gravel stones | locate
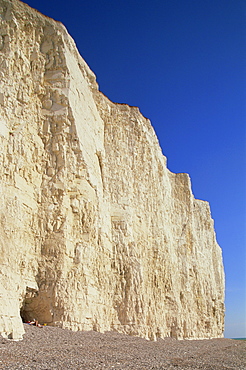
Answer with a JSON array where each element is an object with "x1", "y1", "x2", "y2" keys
[{"x1": 0, "y1": 325, "x2": 245, "y2": 369}]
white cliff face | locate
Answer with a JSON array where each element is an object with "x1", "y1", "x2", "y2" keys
[{"x1": 0, "y1": 0, "x2": 225, "y2": 340}]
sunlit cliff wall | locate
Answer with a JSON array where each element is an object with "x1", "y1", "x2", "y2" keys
[{"x1": 0, "y1": 0, "x2": 224, "y2": 340}]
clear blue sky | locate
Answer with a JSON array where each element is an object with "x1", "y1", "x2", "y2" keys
[{"x1": 23, "y1": 0, "x2": 246, "y2": 338}]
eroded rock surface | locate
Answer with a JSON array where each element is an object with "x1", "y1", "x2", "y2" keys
[{"x1": 0, "y1": 0, "x2": 225, "y2": 340}]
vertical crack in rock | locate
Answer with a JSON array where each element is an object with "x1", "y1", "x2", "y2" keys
[{"x1": 0, "y1": 0, "x2": 225, "y2": 340}]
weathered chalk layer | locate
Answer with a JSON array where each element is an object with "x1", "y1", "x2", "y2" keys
[{"x1": 0, "y1": 0, "x2": 224, "y2": 340}]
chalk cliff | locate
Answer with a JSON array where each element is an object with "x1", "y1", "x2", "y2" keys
[{"x1": 0, "y1": 0, "x2": 225, "y2": 340}]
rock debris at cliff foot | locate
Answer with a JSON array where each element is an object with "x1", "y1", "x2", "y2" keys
[
  {"x1": 0, "y1": 0, "x2": 225, "y2": 340},
  {"x1": 1, "y1": 325, "x2": 245, "y2": 370}
]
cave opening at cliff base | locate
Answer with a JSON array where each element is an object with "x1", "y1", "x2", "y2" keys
[{"x1": 20, "y1": 286, "x2": 50, "y2": 325}]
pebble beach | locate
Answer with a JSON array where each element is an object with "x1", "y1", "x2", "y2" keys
[{"x1": 0, "y1": 324, "x2": 245, "y2": 369}]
